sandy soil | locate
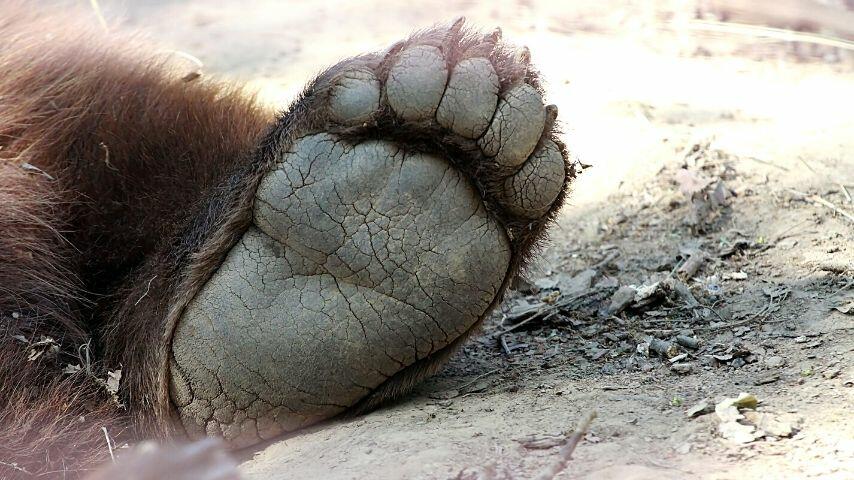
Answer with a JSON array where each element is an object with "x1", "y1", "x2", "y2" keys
[{"x1": 98, "y1": 1, "x2": 854, "y2": 478}]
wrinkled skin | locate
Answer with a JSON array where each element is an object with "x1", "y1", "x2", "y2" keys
[{"x1": 168, "y1": 21, "x2": 571, "y2": 447}]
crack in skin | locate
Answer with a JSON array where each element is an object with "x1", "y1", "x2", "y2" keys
[
  {"x1": 168, "y1": 23, "x2": 570, "y2": 448},
  {"x1": 172, "y1": 140, "x2": 510, "y2": 447}
]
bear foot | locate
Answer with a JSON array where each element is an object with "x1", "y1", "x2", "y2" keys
[{"x1": 168, "y1": 19, "x2": 572, "y2": 447}]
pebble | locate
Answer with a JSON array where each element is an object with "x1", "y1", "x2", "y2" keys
[
  {"x1": 765, "y1": 356, "x2": 786, "y2": 368},
  {"x1": 671, "y1": 363, "x2": 693, "y2": 374}
]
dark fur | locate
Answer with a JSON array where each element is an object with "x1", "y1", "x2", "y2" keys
[
  {"x1": 0, "y1": 5, "x2": 270, "y2": 477},
  {"x1": 0, "y1": 6, "x2": 574, "y2": 478}
]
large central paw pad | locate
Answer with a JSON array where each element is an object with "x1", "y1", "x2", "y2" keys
[{"x1": 169, "y1": 20, "x2": 572, "y2": 447}]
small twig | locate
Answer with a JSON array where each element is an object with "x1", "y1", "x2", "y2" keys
[
  {"x1": 698, "y1": 293, "x2": 782, "y2": 331},
  {"x1": 89, "y1": 0, "x2": 109, "y2": 32},
  {"x1": 693, "y1": 316, "x2": 757, "y2": 332},
  {"x1": 679, "y1": 19, "x2": 854, "y2": 51},
  {"x1": 677, "y1": 253, "x2": 705, "y2": 280},
  {"x1": 788, "y1": 189, "x2": 854, "y2": 225},
  {"x1": 100, "y1": 142, "x2": 117, "y2": 171},
  {"x1": 591, "y1": 251, "x2": 620, "y2": 271},
  {"x1": 829, "y1": 279, "x2": 854, "y2": 299},
  {"x1": 135, "y1": 276, "x2": 157, "y2": 306},
  {"x1": 810, "y1": 195, "x2": 854, "y2": 224},
  {"x1": 500, "y1": 334, "x2": 513, "y2": 355},
  {"x1": 497, "y1": 314, "x2": 538, "y2": 335},
  {"x1": 497, "y1": 311, "x2": 555, "y2": 335},
  {"x1": 0, "y1": 460, "x2": 31, "y2": 475},
  {"x1": 533, "y1": 411, "x2": 597, "y2": 480},
  {"x1": 20, "y1": 162, "x2": 55, "y2": 180},
  {"x1": 706, "y1": 298, "x2": 729, "y2": 319},
  {"x1": 744, "y1": 156, "x2": 789, "y2": 172},
  {"x1": 797, "y1": 156, "x2": 816, "y2": 174},
  {"x1": 840, "y1": 184, "x2": 852, "y2": 205},
  {"x1": 771, "y1": 219, "x2": 811, "y2": 243},
  {"x1": 161, "y1": 50, "x2": 205, "y2": 81},
  {"x1": 455, "y1": 368, "x2": 501, "y2": 393},
  {"x1": 102, "y1": 427, "x2": 116, "y2": 464}
]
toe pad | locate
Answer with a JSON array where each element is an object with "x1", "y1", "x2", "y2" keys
[
  {"x1": 329, "y1": 68, "x2": 381, "y2": 125},
  {"x1": 478, "y1": 83, "x2": 546, "y2": 168},
  {"x1": 386, "y1": 45, "x2": 448, "y2": 121},
  {"x1": 498, "y1": 140, "x2": 566, "y2": 218},
  {"x1": 436, "y1": 57, "x2": 499, "y2": 138}
]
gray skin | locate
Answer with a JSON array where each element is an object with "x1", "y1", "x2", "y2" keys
[{"x1": 168, "y1": 21, "x2": 569, "y2": 447}]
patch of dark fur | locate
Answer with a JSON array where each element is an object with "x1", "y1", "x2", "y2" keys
[
  {"x1": 0, "y1": 338, "x2": 128, "y2": 479},
  {"x1": 0, "y1": 3, "x2": 271, "y2": 475}
]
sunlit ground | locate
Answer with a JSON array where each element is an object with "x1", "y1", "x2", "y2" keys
[
  {"x1": 102, "y1": 0, "x2": 854, "y2": 205},
  {"x1": 94, "y1": 1, "x2": 854, "y2": 477}
]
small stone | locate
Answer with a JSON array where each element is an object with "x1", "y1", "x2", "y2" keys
[
  {"x1": 718, "y1": 420, "x2": 759, "y2": 444},
  {"x1": 606, "y1": 286, "x2": 637, "y2": 315},
  {"x1": 561, "y1": 269, "x2": 598, "y2": 295},
  {"x1": 428, "y1": 389, "x2": 460, "y2": 400},
  {"x1": 724, "y1": 271, "x2": 748, "y2": 280},
  {"x1": 764, "y1": 356, "x2": 786, "y2": 368},
  {"x1": 671, "y1": 363, "x2": 693, "y2": 374},
  {"x1": 742, "y1": 411, "x2": 797, "y2": 438},
  {"x1": 754, "y1": 374, "x2": 779, "y2": 385},
  {"x1": 833, "y1": 301, "x2": 853, "y2": 314}
]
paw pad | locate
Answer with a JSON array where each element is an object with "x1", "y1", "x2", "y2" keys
[
  {"x1": 323, "y1": 20, "x2": 569, "y2": 221},
  {"x1": 436, "y1": 57, "x2": 499, "y2": 138},
  {"x1": 169, "y1": 19, "x2": 573, "y2": 447},
  {"x1": 386, "y1": 45, "x2": 448, "y2": 121},
  {"x1": 478, "y1": 83, "x2": 546, "y2": 169},
  {"x1": 329, "y1": 68, "x2": 381, "y2": 125}
]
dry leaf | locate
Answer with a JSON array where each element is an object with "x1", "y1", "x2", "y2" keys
[
  {"x1": 105, "y1": 369, "x2": 122, "y2": 395},
  {"x1": 686, "y1": 400, "x2": 712, "y2": 418},
  {"x1": 675, "y1": 168, "x2": 712, "y2": 197}
]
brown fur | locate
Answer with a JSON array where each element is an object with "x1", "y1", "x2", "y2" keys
[
  {"x1": 0, "y1": 340, "x2": 128, "y2": 477},
  {"x1": 0, "y1": 4, "x2": 271, "y2": 477}
]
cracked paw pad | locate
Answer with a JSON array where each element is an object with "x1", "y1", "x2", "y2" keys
[{"x1": 169, "y1": 20, "x2": 571, "y2": 447}]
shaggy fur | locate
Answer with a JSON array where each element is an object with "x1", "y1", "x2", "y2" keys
[{"x1": 0, "y1": 5, "x2": 271, "y2": 477}]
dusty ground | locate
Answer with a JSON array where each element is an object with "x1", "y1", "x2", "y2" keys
[{"x1": 100, "y1": 1, "x2": 854, "y2": 478}]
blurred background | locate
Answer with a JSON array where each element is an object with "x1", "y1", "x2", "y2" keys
[{"x1": 88, "y1": 0, "x2": 854, "y2": 211}]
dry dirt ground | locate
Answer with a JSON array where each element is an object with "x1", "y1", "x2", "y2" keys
[{"x1": 99, "y1": 1, "x2": 854, "y2": 478}]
